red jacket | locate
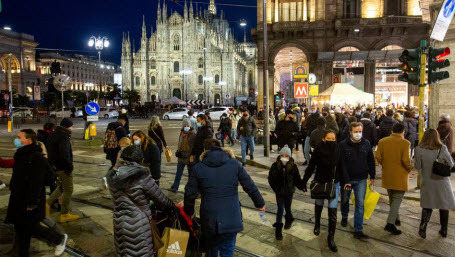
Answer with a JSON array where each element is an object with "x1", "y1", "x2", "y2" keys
[{"x1": 0, "y1": 157, "x2": 14, "y2": 168}]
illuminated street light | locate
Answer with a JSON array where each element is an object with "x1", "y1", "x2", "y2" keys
[
  {"x1": 88, "y1": 36, "x2": 109, "y2": 93},
  {"x1": 240, "y1": 19, "x2": 247, "y2": 27},
  {"x1": 3, "y1": 26, "x2": 12, "y2": 31}
]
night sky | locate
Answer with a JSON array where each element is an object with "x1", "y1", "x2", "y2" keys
[{"x1": 0, "y1": 0, "x2": 257, "y2": 64}]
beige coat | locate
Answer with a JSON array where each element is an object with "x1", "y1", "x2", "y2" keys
[{"x1": 375, "y1": 133, "x2": 413, "y2": 191}]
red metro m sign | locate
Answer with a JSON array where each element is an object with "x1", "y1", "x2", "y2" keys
[{"x1": 294, "y1": 82, "x2": 309, "y2": 98}]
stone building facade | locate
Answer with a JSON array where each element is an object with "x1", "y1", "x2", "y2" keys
[
  {"x1": 0, "y1": 28, "x2": 38, "y2": 96},
  {"x1": 253, "y1": 0, "x2": 430, "y2": 107},
  {"x1": 121, "y1": 0, "x2": 257, "y2": 105}
]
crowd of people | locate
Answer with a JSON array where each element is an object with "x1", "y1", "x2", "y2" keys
[{"x1": 2, "y1": 101, "x2": 455, "y2": 256}]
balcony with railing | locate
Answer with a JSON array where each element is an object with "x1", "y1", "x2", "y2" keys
[{"x1": 335, "y1": 16, "x2": 426, "y2": 28}]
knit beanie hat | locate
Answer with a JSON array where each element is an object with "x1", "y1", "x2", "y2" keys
[
  {"x1": 279, "y1": 145, "x2": 292, "y2": 157},
  {"x1": 182, "y1": 118, "x2": 191, "y2": 128},
  {"x1": 60, "y1": 118, "x2": 73, "y2": 128},
  {"x1": 121, "y1": 145, "x2": 143, "y2": 163}
]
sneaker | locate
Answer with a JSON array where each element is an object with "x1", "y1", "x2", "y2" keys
[
  {"x1": 384, "y1": 224, "x2": 402, "y2": 235},
  {"x1": 59, "y1": 213, "x2": 80, "y2": 223},
  {"x1": 169, "y1": 188, "x2": 177, "y2": 193},
  {"x1": 0, "y1": 183, "x2": 5, "y2": 190},
  {"x1": 353, "y1": 231, "x2": 369, "y2": 240},
  {"x1": 102, "y1": 177, "x2": 109, "y2": 190},
  {"x1": 341, "y1": 217, "x2": 348, "y2": 227},
  {"x1": 54, "y1": 234, "x2": 68, "y2": 256}
]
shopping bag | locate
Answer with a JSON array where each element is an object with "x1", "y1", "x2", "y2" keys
[
  {"x1": 158, "y1": 221, "x2": 190, "y2": 257},
  {"x1": 165, "y1": 147, "x2": 173, "y2": 162},
  {"x1": 350, "y1": 181, "x2": 381, "y2": 220},
  {"x1": 215, "y1": 132, "x2": 223, "y2": 141}
]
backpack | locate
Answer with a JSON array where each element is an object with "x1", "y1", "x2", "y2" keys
[{"x1": 104, "y1": 127, "x2": 119, "y2": 151}]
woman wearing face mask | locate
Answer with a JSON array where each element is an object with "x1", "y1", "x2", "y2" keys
[
  {"x1": 268, "y1": 145, "x2": 303, "y2": 240},
  {"x1": 302, "y1": 130, "x2": 341, "y2": 252},
  {"x1": 170, "y1": 119, "x2": 195, "y2": 192},
  {"x1": 132, "y1": 131, "x2": 161, "y2": 184}
]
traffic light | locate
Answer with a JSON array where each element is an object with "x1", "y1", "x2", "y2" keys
[
  {"x1": 276, "y1": 91, "x2": 284, "y2": 99},
  {"x1": 428, "y1": 47, "x2": 450, "y2": 84},
  {"x1": 398, "y1": 49, "x2": 420, "y2": 85}
]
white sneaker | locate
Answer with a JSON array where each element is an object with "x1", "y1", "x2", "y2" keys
[
  {"x1": 55, "y1": 234, "x2": 68, "y2": 256},
  {"x1": 0, "y1": 183, "x2": 5, "y2": 190}
]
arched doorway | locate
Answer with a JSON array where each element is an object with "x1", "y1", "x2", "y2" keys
[
  {"x1": 273, "y1": 47, "x2": 307, "y2": 103},
  {"x1": 151, "y1": 95, "x2": 157, "y2": 102},
  {"x1": 173, "y1": 88, "x2": 182, "y2": 99},
  {"x1": 198, "y1": 94, "x2": 204, "y2": 101},
  {"x1": 214, "y1": 94, "x2": 221, "y2": 105},
  {"x1": 0, "y1": 54, "x2": 21, "y2": 92}
]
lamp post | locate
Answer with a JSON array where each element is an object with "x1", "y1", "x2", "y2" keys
[
  {"x1": 240, "y1": 19, "x2": 247, "y2": 42},
  {"x1": 219, "y1": 81, "x2": 227, "y2": 105},
  {"x1": 88, "y1": 36, "x2": 109, "y2": 93},
  {"x1": 203, "y1": 76, "x2": 213, "y2": 105},
  {"x1": 180, "y1": 69, "x2": 192, "y2": 102}
]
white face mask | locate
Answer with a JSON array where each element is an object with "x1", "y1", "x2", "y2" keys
[
  {"x1": 281, "y1": 157, "x2": 289, "y2": 165},
  {"x1": 352, "y1": 132, "x2": 362, "y2": 141}
]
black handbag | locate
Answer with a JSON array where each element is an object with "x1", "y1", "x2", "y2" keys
[
  {"x1": 432, "y1": 148, "x2": 451, "y2": 177},
  {"x1": 310, "y1": 167, "x2": 337, "y2": 199}
]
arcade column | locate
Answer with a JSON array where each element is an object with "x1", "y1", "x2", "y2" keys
[{"x1": 364, "y1": 60, "x2": 376, "y2": 95}]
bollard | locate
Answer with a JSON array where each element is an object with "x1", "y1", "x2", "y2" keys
[
  {"x1": 7, "y1": 121, "x2": 12, "y2": 132},
  {"x1": 89, "y1": 123, "x2": 97, "y2": 137}
]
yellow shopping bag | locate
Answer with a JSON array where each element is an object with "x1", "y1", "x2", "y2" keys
[{"x1": 350, "y1": 181, "x2": 381, "y2": 220}]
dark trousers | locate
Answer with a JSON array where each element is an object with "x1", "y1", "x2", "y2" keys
[
  {"x1": 206, "y1": 233, "x2": 237, "y2": 257},
  {"x1": 221, "y1": 133, "x2": 234, "y2": 146},
  {"x1": 276, "y1": 194, "x2": 293, "y2": 223},
  {"x1": 13, "y1": 222, "x2": 63, "y2": 257}
]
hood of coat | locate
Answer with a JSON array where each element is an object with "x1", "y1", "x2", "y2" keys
[
  {"x1": 107, "y1": 162, "x2": 149, "y2": 190},
  {"x1": 292, "y1": 106, "x2": 301, "y2": 113},
  {"x1": 275, "y1": 155, "x2": 296, "y2": 171},
  {"x1": 200, "y1": 147, "x2": 235, "y2": 167},
  {"x1": 14, "y1": 143, "x2": 43, "y2": 161},
  {"x1": 54, "y1": 126, "x2": 72, "y2": 137},
  {"x1": 107, "y1": 121, "x2": 123, "y2": 130},
  {"x1": 360, "y1": 118, "x2": 372, "y2": 125},
  {"x1": 279, "y1": 114, "x2": 296, "y2": 122},
  {"x1": 404, "y1": 117, "x2": 417, "y2": 126}
]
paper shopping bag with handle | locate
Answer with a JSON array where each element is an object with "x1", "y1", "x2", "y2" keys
[
  {"x1": 350, "y1": 180, "x2": 381, "y2": 220},
  {"x1": 158, "y1": 220, "x2": 190, "y2": 257}
]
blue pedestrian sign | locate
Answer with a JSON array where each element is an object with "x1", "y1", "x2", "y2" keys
[
  {"x1": 225, "y1": 94, "x2": 230, "y2": 99},
  {"x1": 85, "y1": 102, "x2": 100, "y2": 116}
]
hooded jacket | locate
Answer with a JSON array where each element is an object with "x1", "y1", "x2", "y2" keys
[
  {"x1": 403, "y1": 117, "x2": 418, "y2": 147},
  {"x1": 268, "y1": 156, "x2": 303, "y2": 196},
  {"x1": 360, "y1": 118, "x2": 378, "y2": 146},
  {"x1": 378, "y1": 116, "x2": 397, "y2": 140},
  {"x1": 322, "y1": 114, "x2": 339, "y2": 134},
  {"x1": 184, "y1": 147, "x2": 264, "y2": 236},
  {"x1": 309, "y1": 117, "x2": 327, "y2": 149},
  {"x1": 107, "y1": 162, "x2": 175, "y2": 257},
  {"x1": 47, "y1": 126, "x2": 73, "y2": 173},
  {"x1": 305, "y1": 111, "x2": 320, "y2": 136},
  {"x1": 276, "y1": 115, "x2": 299, "y2": 148}
]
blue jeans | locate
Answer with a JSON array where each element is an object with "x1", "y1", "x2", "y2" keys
[
  {"x1": 315, "y1": 182, "x2": 340, "y2": 208},
  {"x1": 232, "y1": 129, "x2": 237, "y2": 140},
  {"x1": 171, "y1": 162, "x2": 187, "y2": 191},
  {"x1": 206, "y1": 233, "x2": 237, "y2": 257},
  {"x1": 341, "y1": 179, "x2": 367, "y2": 232},
  {"x1": 276, "y1": 194, "x2": 293, "y2": 223},
  {"x1": 240, "y1": 136, "x2": 255, "y2": 164},
  {"x1": 304, "y1": 136, "x2": 311, "y2": 162}
]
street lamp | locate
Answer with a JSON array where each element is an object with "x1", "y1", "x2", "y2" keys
[
  {"x1": 240, "y1": 19, "x2": 247, "y2": 42},
  {"x1": 203, "y1": 76, "x2": 213, "y2": 105},
  {"x1": 180, "y1": 69, "x2": 192, "y2": 102},
  {"x1": 88, "y1": 36, "x2": 109, "y2": 92}
]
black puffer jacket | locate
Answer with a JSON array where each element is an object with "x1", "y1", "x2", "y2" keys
[
  {"x1": 191, "y1": 124, "x2": 213, "y2": 157},
  {"x1": 276, "y1": 116, "x2": 299, "y2": 148},
  {"x1": 403, "y1": 118, "x2": 418, "y2": 147},
  {"x1": 360, "y1": 118, "x2": 377, "y2": 146},
  {"x1": 47, "y1": 126, "x2": 73, "y2": 173},
  {"x1": 305, "y1": 112, "x2": 320, "y2": 135},
  {"x1": 6, "y1": 144, "x2": 50, "y2": 225},
  {"x1": 303, "y1": 141, "x2": 341, "y2": 186},
  {"x1": 218, "y1": 116, "x2": 232, "y2": 135},
  {"x1": 378, "y1": 116, "x2": 397, "y2": 140},
  {"x1": 268, "y1": 157, "x2": 303, "y2": 196},
  {"x1": 106, "y1": 163, "x2": 175, "y2": 257}
]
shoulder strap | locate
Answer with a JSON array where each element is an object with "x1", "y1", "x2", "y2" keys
[
  {"x1": 123, "y1": 189, "x2": 152, "y2": 223},
  {"x1": 150, "y1": 129, "x2": 164, "y2": 146}
]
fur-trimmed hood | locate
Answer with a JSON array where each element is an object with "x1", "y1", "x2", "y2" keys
[
  {"x1": 106, "y1": 162, "x2": 149, "y2": 190},
  {"x1": 199, "y1": 147, "x2": 235, "y2": 167}
]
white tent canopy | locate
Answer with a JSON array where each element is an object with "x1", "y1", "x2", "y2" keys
[
  {"x1": 317, "y1": 83, "x2": 374, "y2": 106},
  {"x1": 165, "y1": 96, "x2": 186, "y2": 105}
]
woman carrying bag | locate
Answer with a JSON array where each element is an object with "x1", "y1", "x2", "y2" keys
[
  {"x1": 414, "y1": 128, "x2": 455, "y2": 239},
  {"x1": 170, "y1": 119, "x2": 196, "y2": 192},
  {"x1": 148, "y1": 116, "x2": 169, "y2": 160},
  {"x1": 132, "y1": 131, "x2": 162, "y2": 184},
  {"x1": 302, "y1": 130, "x2": 341, "y2": 252}
]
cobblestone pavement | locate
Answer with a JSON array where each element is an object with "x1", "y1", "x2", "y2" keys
[{"x1": 0, "y1": 119, "x2": 454, "y2": 257}]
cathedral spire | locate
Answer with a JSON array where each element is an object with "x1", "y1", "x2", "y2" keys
[
  {"x1": 209, "y1": 0, "x2": 216, "y2": 15},
  {"x1": 189, "y1": 0, "x2": 194, "y2": 21},
  {"x1": 184, "y1": 0, "x2": 188, "y2": 21},
  {"x1": 142, "y1": 15, "x2": 147, "y2": 39},
  {"x1": 163, "y1": 0, "x2": 167, "y2": 23},
  {"x1": 157, "y1": 0, "x2": 162, "y2": 25}
]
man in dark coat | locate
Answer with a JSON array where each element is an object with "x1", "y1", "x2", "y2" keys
[
  {"x1": 6, "y1": 129, "x2": 66, "y2": 257},
  {"x1": 237, "y1": 109, "x2": 258, "y2": 166},
  {"x1": 303, "y1": 105, "x2": 320, "y2": 165},
  {"x1": 378, "y1": 109, "x2": 397, "y2": 140},
  {"x1": 360, "y1": 112, "x2": 377, "y2": 147},
  {"x1": 218, "y1": 113, "x2": 234, "y2": 146},
  {"x1": 190, "y1": 114, "x2": 214, "y2": 164},
  {"x1": 104, "y1": 118, "x2": 128, "y2": 168},
  {"x1": 46, "y1": 118, "x2": 79, "y2": 223},
  {"x1": 276, "y1": 110, "x2": 299, "y2": 151},
  {"x1": 184, "y1": 139, "x2": 265, "y2": 257}
]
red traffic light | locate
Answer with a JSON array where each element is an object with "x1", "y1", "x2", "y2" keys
[{"x1": 435, "y1": 47, "x2": 450, "y2": 59}]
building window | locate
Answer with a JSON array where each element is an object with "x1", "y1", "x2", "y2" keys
[
  {"x1": 198, "y1": 75, "x2": 203, "y2": 85},
  {"x1": 343, "y1": 0, "x2": 359, "y2": 18},
  {"x1": 198, "y1": 58, "x2": 204, "y2": 68},
  {"x1": 151, "y1": 59, "x2": 156, "y2": 69},
  {"x1": 136, "y1": 76, "x2": 140, "y2": 86},
  {"x1": 151, "y1": 76, "x2": 156, "y2": 85},
  {"x1": 174, "y1": 61, "x2": 180, "y2": 73},
  {"x1": 385, "y1": 0, "x2": 403, "y2": 16},
  {"x1": 173, "y1": 34, "x2": 180, "y2": 51},
  {"x1": 215, "y1": 74, "x2": 220, "y2": 83}
]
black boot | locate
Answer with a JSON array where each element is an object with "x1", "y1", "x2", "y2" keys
[
  {"x1": 419, "y1": 208, "x2": 433, "y2": 239},
  {"x1": 314, "y1": 205, "x2": 323, "y2": 236},
  {"x1": 439, "y1": 210, "x2": 449, "y2": 238},
  {"x1": 327, "y1": 208, "x2": 338, "y2": 252},
  {"x1": 273, "y1": 223, "x2": 284, "y2": 240},
  {"x1": 284, "y1": 214, "x2": 294, "y2": 230}
]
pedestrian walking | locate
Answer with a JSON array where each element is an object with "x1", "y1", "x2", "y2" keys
[
  {"x1": 375, "y1": 123, "x2": 413, "y2": 235},
  {"x1": 292, "y1": 104, "x2": 302, "y2": 153},
  {"x1": 403, "y1": 110, "x2": 418, "y2": 155},
  {"x1": 104, "y1": 118, "x2": 128, "y2": 168},
  {"x1": 6, "y1": 129, "x2": 67, "y2": 257},
  {"x1": 414, "y1": 129, "x2": 455, "y2": 238},
  {"x1": 132, "y1": 131, "x2": 161, "y2": 183},
  {"x1": 378, "y1": 109, "x2": 397, "y2": 140},
  {"x1": 335, "y1": 109, "x2": 348, "y2": 142},
  {"x1": 218, "y1": 113, "x2": 234, "y2": 147},
  {"x1": 37, "y1": 123, "x2": 56, "y2": 148},
  {"x1": 310, "y1": 117, "x2": 327, "y2": 150},
  {"x1": 276, "y1": 110, "x2": 299, "y2": 152},
  {"x1": 269, "y1": 110, "x2": 277, "y2": 153},
  {"x1": 303, "y1": 105, "x2": 320, "y2": 165},
  {"x1": 339, "y1": 122, "x2": 376, "y2": 239},
  {"x1": 148, "y1": 115, "x2": 168, "y2": 157},
  {"x1": 436, "y1": 113, "x2": 453, "y2": 154},
  {"x1": 354, "y1": 107, "x2": 362, "y2": 122},
  {"x1": 205, "y1": 110, "x2": 214, "y2": 130},
  {"x1": 360, "y1": 112, "x2": 377, "y2": 147},
  {"x1": 184, "y1": 139, "x2": 265, "y2": 257},
  {"x1": 119, "y1": 108, "x2": 130, "y2": 135},
  {"x1": 187, "y1": 110, "x2": 199, "y2": 133},
  {"x1": 321, "y1": 107, "x2": 339, "y2": 134},
  {"x1": 190, "y1": 114, "x2": 214, "y2": 164},
  {"x1": 302, "y1": 130, "x2": 341, "y2": 252},
  {"x1": 229, "y1": 110, "x2": 238, "y2": 141},
  {"x1": 237, "y1": 109, "x2": 257, "y2": 166},
  {"x1": 106, "y1": 145, "x2": 178, "y2": 257},
  {"x1": 268, "y1": 145, "x2": 303, "y2": 240},
  {"x1": 374, "y1": 109, "x2": 384, "y2": 127},
  {"x1": 170, "y1": 119, "x2": 195, "y2": 192},
  {"x1": 46, "y1": 118, "x2": 80, "y2": 223}
]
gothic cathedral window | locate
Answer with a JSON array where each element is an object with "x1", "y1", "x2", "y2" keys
[
  {"x1": 173, "y1": 34, "x2": 180, "y2": 51},
  {"x1": 135, "y1": 76, "x2": 140, "y2": 86},
  {"x1": 174, "y1": 61, "x2": 180, "y2": 72}
]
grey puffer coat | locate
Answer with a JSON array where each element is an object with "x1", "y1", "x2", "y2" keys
[{"x1": 106, "y1": 162, "x2": 175, "y2": 257}]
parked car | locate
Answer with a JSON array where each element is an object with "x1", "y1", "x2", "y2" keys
[
  {"x1": 50, "y1": 107, "x2": 84, "y2": 118},
  {"x1": 99, "y1": 107, "x2": 119, "y2": 119},
  {"x1": 12, "y1": 107, "x2": 33, "y2": 118},
  {"x1": 162, "y1": 108, "x2": 195, "y2": 120},
  {"x1": 204, "y1": 107, "x2": 231, "y2": 120}
]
